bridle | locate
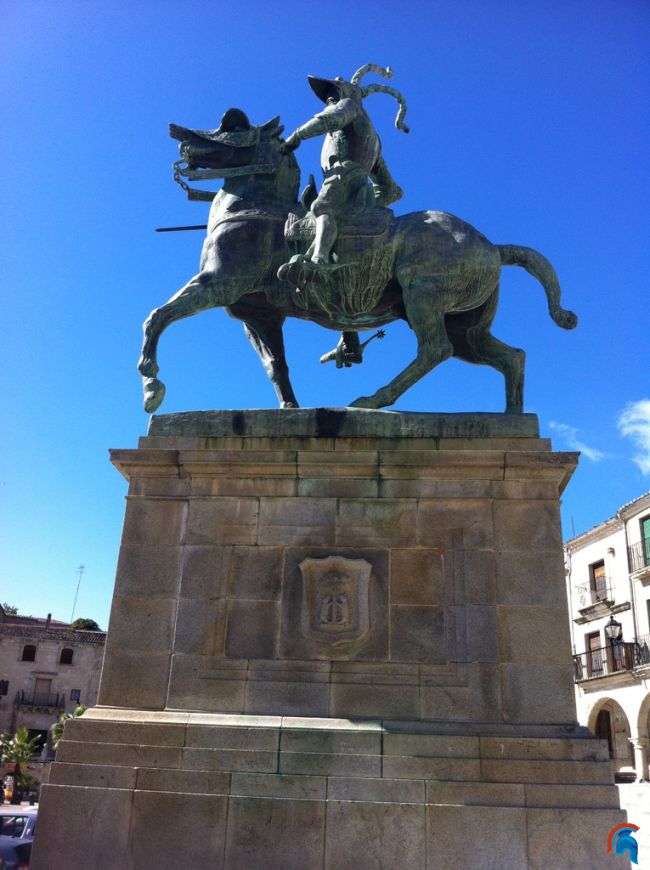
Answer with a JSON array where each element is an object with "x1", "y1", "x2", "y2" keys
[{"x1": 173, "y1": 127, "x2": 281, "y2": 201}]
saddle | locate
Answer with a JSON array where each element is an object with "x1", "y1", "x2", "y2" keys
[
  {"x1": 278, "y1": 206, "x2": 396, "y2": 316},
  {"x1": 284, "y1": 206, "x2": 393, "y2": 260}
]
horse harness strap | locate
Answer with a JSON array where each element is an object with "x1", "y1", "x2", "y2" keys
[
  {"x1": 173, "y1": 128, "x2": 280, "y2": 200},
  {"x1": 173, "y1": 161, "x2": 278, "y2": 201}
]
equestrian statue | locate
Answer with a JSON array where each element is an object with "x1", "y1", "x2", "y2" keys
[{"x1": 138, "y1": 64, "x2": 577, "y2": 413}]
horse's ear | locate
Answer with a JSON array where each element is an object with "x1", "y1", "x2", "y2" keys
[
  {"x1": 261, "y1": 115, "x2": 280, "y2": 130},
  {"x1": 217, "y1": 108, "x2": 251, "y2": 132}
]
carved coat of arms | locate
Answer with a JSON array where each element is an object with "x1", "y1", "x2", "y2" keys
[{"x1": 299, "y1": 556, "x2": 371, "y2": 646}]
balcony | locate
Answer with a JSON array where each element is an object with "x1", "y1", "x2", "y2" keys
[
  {"x1": 573, "y1": 637, "x2": 650, "y2": 682},
  {"x1": 16, "y1": 690, "x2": 65, "y2": 709},
  {"x1": 634, "y1": 633, "x2": 650, "y2": 667},
  {"x1": 574, "y1": 578, "x2": 616, "y2": 623},
  {"x1": 576, "y1": 579, "x2": 614, "y2": 608},
  {"x1": 628, "y1": 537, "x2": 650, "y2": 579}
]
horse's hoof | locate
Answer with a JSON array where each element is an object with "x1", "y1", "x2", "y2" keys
[{"x1": 143, "y1": 377, "x2": 166, "y2": 413}]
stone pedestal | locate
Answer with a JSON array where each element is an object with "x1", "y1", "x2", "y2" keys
[{"x1": 31, "y1": 410, "x2": 628, "y2": 869}]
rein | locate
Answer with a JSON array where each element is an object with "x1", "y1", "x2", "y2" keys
[
  {"x1": 173, "y1": 161, "x2": 278, "y2": 201},
  {"x1": 173, "y1": 128, "x2": 280, "y2": 201}
]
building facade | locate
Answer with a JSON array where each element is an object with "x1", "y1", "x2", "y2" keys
[
  {"x1": 565, "y1": 492, "x2": 650, "y2": 782},
  {"x1": 0, "y1": 607, "x2": 106, "y2": 752}
]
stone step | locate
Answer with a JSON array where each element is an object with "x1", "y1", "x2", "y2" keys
[
  {"x1": 55, "y1": 734, "x2": 614, "y2": 785},
  {"x1": 65, "y1": 717, "x2": 608, "y2": 760},
  {"x1": 48, "y1": 763, "x2": 621, "y2": 812}
]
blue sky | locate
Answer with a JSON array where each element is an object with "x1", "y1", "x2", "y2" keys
[{"x1": 1, "y1": 0, "x2": 648, "y2": 628}]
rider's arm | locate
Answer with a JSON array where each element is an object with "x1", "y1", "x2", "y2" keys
[{"x1": 283, "y1": 99, "x2": 359, "y2": 150}]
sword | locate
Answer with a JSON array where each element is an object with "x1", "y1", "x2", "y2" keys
[{"x1": 155, "y1": 225, "x2": 207, "y2": 233}]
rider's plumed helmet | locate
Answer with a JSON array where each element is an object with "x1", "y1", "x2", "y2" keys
[
  {"x1": 305, "y1": 65, "x2": 410, "y2": 133},
  {"x1": 307, "y1": 75, "x2": 362, "y2": 104}
]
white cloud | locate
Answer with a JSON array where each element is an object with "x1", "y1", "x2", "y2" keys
[
  {"x1": 618, "y1": 399, "x2": 650, "y2": 475},
  {"x1": 549, "y1": 421, "x2": 606, "y2": 462}
]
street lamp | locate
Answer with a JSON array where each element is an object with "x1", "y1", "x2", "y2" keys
[
  {"x1": 604, "y1": 615, "x2": 625, "y2": 673},
  {"x1": 604, "y1": 616, "x2": 623, "y2": 643}
]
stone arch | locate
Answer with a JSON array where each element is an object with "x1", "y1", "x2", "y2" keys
[
  {"x1": 637, "y1": 692, "x2": 650, "y2": 740},
  {"x1": 587, "y1": 697, "x2": 634, "y2": 777}
]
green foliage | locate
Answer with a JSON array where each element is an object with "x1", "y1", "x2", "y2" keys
[
  {"x1": 1, "y1": 727, "x2": 42, "y2": 797},
  {"x1": 71, "y1": 617, "x2": 101, "y2": 631},
  {"x1": 1, "y1": 603, "x2": 18, "y2": 614},
  {"x1": 0, "y1": 727, "x2": 42, "y2": 764},
  {"x1": 51, "y1": 705, "x2": 87, "y2": 750}
]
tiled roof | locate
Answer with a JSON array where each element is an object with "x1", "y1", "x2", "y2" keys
[{"x1": 0, "y1": 623, "x2": 106, "y2": 644}]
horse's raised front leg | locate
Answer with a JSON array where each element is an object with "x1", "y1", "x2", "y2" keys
[
  {"x1": 241, "y1": 314, "x2": 299, "y2": 408},
  {"x1": 138, "y1": 270, "x2": 232, "y2": 413},
  {"x1": 350, "y1": 289, "x2": 452, "y2": 409}
]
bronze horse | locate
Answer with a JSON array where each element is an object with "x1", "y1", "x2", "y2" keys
[{"x1": 138, "y1": 110, "x2": 577, "y2": 413}]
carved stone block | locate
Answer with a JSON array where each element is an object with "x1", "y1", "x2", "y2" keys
[{"x1": 280, "y1": 547, "x2": 389, "y2": 661}]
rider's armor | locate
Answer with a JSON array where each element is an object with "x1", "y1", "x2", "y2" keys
[
  {"x1": 285, "y1": 72, "x2": 405, "y2": 246},
  {"x1": 278, "y1": 65, "x2": 409, "y2": 356}
]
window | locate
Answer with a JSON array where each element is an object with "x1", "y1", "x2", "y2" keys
[
  {"x1": 59, "y1": 648, "x2": 74, "y2": 665},
  {"x1": 0, "y1": 680, "x2": 8, "y2": 695},
  {"x1": 642, "y1": 516, "x2": 650, "y2": 567},
  {"x1": 586, "y1": 631, "x2": 603, "y2": 677},
  {"x1": 33, "y1": 678, "x2": 52, "y2": 705},
  {"x1": 21, "y1": 644, "x2": 36, "y2": 662},
  {"x1": 0, "y1": 815, "x2": 30, "y2": 838},
  {"x1": 589, "y1": 561, "x2": 607, "y2": 602},
  {"x1": 70, "y1": 689, "x2": 81, "y2": 702}
]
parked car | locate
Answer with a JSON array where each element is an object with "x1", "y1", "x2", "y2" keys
[{"x1": 0, "y1": 807, "x2": 37, "y2": 869}]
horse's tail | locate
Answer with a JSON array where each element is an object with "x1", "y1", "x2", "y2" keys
[{"x1": 497, "y1": 244, "x2": 578, "y2": 330}]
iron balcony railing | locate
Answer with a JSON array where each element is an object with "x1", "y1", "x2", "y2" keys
[
  {"x1": 573, "y1": 637, "x2": 650, "y2": 682},
  {"x1": 17, "y1": 690, "x2": 65, "y2": 708},
  {"x1": 628, "y1": 537, "x2": 650, "y2": 574},
  {"x1": 575, "y1": 578, "x2": 614, "y2": 608},
  {"x1": 634, "y1": 634, "x2": 650, "y2": 666}
]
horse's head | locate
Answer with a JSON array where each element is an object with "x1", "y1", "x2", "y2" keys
[{"x1": 169, "y1": 108, "x2": 299, "y2": 202}]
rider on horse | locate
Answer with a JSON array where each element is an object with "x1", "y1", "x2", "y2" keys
[
  {"x1": 281, "y1": 65, "x2": 408, "y2": 281},
  {"x1": 280, "y1": 65, "x2": 409, "y2": 365}
]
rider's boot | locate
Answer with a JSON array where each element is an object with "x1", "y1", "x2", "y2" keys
[
  {"x1": 311, "y1": 213, "x2": 337, "y2": 266},
  {"x1": 373, "y1": 181, "x2": 404, "y2": 207},
  {"x1": 320, "y1": 332, "x2": 363, "y2": 368},
  {"x1": 371, "y1": 156, "x2": 403, "y2": 207}
]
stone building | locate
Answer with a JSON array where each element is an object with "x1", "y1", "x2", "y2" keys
[
  {"x1": 0, "y1": 606, "x2": 106, "y2": 752},
  {"x1": 565, "y1": 491, "x2": 650, "y2": 782}
]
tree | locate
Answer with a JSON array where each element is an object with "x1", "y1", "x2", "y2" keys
[
  {"x1": 1, "y1": 603, "x2": 18, "y2": 615},
  {"x1": 51, "y1": 705, "x2": 87, "y2": 750},
  {"x1": 71, "y1": 618, "x2": 101, "y2": 631},
  {"x1": 1, "y1": 727, "x2": 42, "y2": 803}
]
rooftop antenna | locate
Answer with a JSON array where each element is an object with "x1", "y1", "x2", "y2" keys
[{"x1": 70, "y1": 565, "x2": 85, "y2": 622}]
